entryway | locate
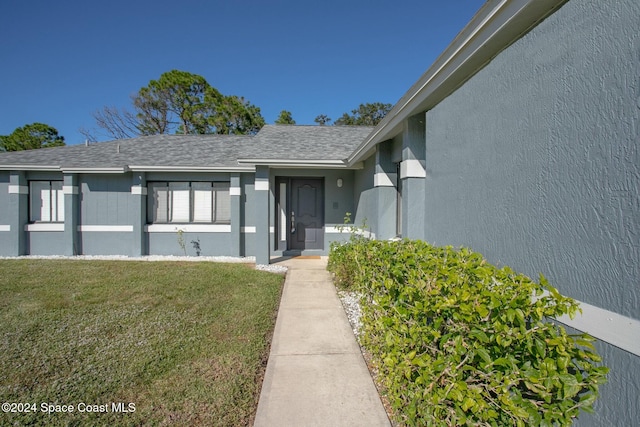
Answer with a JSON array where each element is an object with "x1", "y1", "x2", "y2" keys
[{"x1": 275, "y1": 177, "x2": 324, "y2": 253}]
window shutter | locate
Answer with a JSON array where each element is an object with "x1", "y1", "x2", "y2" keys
[
  {"x1": 170, "y1": 182, "x2": 190, "y2": 223},
  {"x1": 53, "y1": 181, "x2": 64, "y2": 221},
  {"x1": 214, "y1": 182, "x2": 231, "y2": 223},
  {"x1": 192, "y1": 182, "x2": 213, "y2": 222},
  {"x1": 149, "y1": 183, "x2": 169, "y2": 223},
  {"x1": 29, "y1": 181, "x2": 48, "y2": 222}
]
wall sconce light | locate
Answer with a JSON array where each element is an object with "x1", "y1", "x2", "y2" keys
[{"x1": 337, "y1": 178, "x2": 343, "y2": 188}]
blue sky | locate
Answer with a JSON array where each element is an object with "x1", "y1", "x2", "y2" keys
[{"x1": 0, "y1": 0, "x2": 485, "y2": 144}]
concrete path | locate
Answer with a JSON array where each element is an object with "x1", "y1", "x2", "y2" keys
[{"x1": 254, "y1": 257, "x2": 391, "y2": 427}]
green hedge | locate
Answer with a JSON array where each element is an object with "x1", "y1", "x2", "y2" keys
[{"x1": 328, "y1": 238, "x2": 607, "y2": 426}]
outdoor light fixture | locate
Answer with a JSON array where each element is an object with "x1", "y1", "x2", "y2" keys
[{"x1": 337, "y1": 178, "x2": 343, "y2": 188}]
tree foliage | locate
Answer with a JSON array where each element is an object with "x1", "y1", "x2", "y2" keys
[
  {"x1": 334, "y1": 102, "x2": 392, "y2": 126},
  {"x1": 0, "y1": 123, "x2": 65, "y2": 151},
  {"x1": 314, "y1": 114, "x2": 332, "y2": 126},
  {"x1": 88, "y1": 70, "x2": 265, "y2": 140},
  {"x1": 275, "y1": 110, "x2": 296, "y2": 125}
]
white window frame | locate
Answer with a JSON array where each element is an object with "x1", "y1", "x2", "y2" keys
[
  {"x1": 29, "y1": 181, "x2": 64, "y2": 223},
  {"x1": 147, "y1": 181, "x2": 231, "y2": 224}
]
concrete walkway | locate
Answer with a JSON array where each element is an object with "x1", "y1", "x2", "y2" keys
[{"x1": 254, "y1": 257, "x2": 391, "y2": 427}]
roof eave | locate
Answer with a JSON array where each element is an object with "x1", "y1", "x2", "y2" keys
[
  {"x1": 237, "y1": 159, "x2": 361, "y2": 169},
  {"x1": 347, "y1": 0, "x2": 568, "y2": 165},
  {"x1": 128, "y1": 165, "x2": 256, "y2": 173},
  {"x1": 0, "y1": 165, "x2": 61, "y2": 172}
]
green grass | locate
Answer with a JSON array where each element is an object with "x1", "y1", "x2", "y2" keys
[{"x1": 0, "y1": 260, "x2": 284, "y2": 426}]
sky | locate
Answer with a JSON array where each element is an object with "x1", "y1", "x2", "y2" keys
[{"x1": 0, "y1": 0, "x2": 486, "y2": 144}]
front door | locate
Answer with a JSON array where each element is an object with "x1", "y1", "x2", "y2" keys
[{"x1": 289, "y1": 178, "x2": 324, "y2": 250}]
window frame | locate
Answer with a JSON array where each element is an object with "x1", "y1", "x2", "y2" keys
[
  {"x1": 147, "y1": 181, "x2": 231, "y2": 225},
  {"x1": 29, "y1": 180, "x2": 65, "y2": 223}
]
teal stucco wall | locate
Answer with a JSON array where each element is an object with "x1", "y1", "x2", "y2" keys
[{"x1": 422, "y1": 0, "x2": 639, "y2": 424}]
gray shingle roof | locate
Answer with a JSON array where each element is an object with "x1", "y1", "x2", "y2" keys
[
  {"x1": 0, "y1": 125, "x2": 374, "y2": 171},
  {"x1": 247, "y1": 125, "x2": 374, "y2": 160}
]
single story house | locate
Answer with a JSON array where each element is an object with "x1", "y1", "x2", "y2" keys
[{"x1": 0, "y1": 0, "x2": 637, "y2": 424}]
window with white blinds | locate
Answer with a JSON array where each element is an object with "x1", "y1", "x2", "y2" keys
[
  {"x1": 147, "y1": 182, "x2": 231, "y2": 224},
  {"x1": 29, "y1": 181, "x2": 64, "y2": 222}
]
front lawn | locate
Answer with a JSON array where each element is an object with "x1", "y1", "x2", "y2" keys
[{"x1": 0, "y1": 260, "x2": 284, "y2": 426}]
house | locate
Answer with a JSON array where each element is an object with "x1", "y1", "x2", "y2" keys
[
  {"x1": 0, "y1": 0, "x2": 637, "y2": 424},
  {"x1": 0, "y1": 126, "x2": 373, "y2": 261}
]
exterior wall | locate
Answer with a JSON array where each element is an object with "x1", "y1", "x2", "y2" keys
[
  {"x1": 80, "y1": 174, "x2": 135, "y2": 255},
  {"x1": 240, "y1": 173, "x2": 256, "y2": 257},
  {"x1": 353, "y1": 155, "x2": 377, "y2": 235},
  {"x1": 422, "y1": 0, "x2": 639, "y2": 424},
  {"x1": 0, "y1": 171, "x2": 11, "y2": 255}
]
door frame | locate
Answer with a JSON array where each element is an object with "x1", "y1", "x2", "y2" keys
[{"x1": 274, "y1": 177, "x2": 325, "y2": 253}]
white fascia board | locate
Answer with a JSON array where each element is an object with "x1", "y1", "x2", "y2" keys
[
  {"x1": 61, "y1": 167, "x2": 129, "y2": 174},
  {"x1": 347, "y1": 0, "x2": 567, "y2": 165},
  {"x1": 0, "y1": 165, "x2": 61, "y2": 171},
  {"x1": 237, "y1": 159, "x2": 351, "y2": 168},
  {"x1": 128, "y1": 165, "x2": 255, "y2": 173}
]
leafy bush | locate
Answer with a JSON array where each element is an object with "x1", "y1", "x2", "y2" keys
[{"x1": 328, "y1": 239, "x2": 608, "y2": 426}]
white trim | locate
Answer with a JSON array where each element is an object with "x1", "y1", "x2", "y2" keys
[
  {"x1": 8, "y1": 185, "x2": 28, "y2": 194},
  {"x1": 61, "y1": 167, "x2": 128, "y2": 174},
  {"x1": 325, "y1": 226, "x2": 376, "y2": 240},
  {"x1": 0, "y1": 165, "x2": 60, "y2": 171},
  {"x1": 400, "y1": 159, "x2": 426, "y2": 179},
  {"x1": 25, "y1": 223, "x2": 64, "y2": 232},
  {"x1": 0, "y1": 225, "x2": 10, "y2": 232},
  {"x1": 269, "y1": 226, "x2": 275, "y2": 233},
  {"x1": 229, "y1": 187, "x2": 241, "y2": 196},
  {"x1": 131, "y1": 186, "x2": 148, "y2": 195},
  {"x1": 78, "y1": 225, "x2": 134, "y2": 232},
  {"x1": 63, "y1": 185, "x2": 79, "y2": 195},
  {"x1": 129, "y1": 165, "x2": 255, "y2": 172},
  {"x1": 374, "y1": 172, "x2": 396, "y2": 187},
  {"x1": 238, "y1": 159, "x2": 348, "y2": 168},
  {"x1": 255, "y1": 180, "x2": 269, "y2": 191},
  {"x1": 241, "y1": 226, "x2": 256, "y2": 233},
  {"x1": 145, "y1": 224, "x2": 231, "y2": 233},
  {"x1": 554, "y1": 298, "x2": 640, "y2": 357}
]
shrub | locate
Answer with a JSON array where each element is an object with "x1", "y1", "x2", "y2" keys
[{"x1": 328, "y1": 239, "x2": 608, "y2": 426}]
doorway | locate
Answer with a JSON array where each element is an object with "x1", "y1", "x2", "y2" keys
[{"x1": 275, "y1": 177, "x2": 324, "y2": 252}]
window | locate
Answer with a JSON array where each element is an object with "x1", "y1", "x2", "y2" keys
[
  {"x1": 147, "y1": 182, "x2": 230, "y2": 224},
  {"x1": 30, "y1": 181, "x2": 64, "y2": 222}
]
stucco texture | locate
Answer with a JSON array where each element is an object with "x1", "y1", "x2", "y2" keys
[
  {"x1": 424, "y1": 0, "x2": 639, "y2": 319},
  {"x1": 423, "y1": 0, "x2": 639, "y2": 424}
]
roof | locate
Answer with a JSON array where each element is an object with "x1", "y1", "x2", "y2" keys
[
  {"x1": 239, "y1": 125, "x2": 373, "y2": 168},
  {"x1": 0, "y1": 125, "x2": 373, "y2": 173}
]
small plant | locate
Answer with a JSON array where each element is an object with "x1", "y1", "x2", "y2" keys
[
  {"x1": 328, "y1": 239, "x2": 608, "y2": 426},
  {"x1": 328, "y1": 213, "x2": 371, "y2": 290},
  {"x1": 191, "y1": 238, "x2": 201, "y2": 256},
  {"x1": 176, "y1": 228, "x2": 186, "y2": 255}
]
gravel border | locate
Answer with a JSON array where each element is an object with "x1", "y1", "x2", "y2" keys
[{"x1": 337, "y1": 290, "x2": 364, "y2": 340}]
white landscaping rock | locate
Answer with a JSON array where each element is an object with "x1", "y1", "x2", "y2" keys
[{"x1": 0, "y1": 254, "x2": 288, "y2": 273}]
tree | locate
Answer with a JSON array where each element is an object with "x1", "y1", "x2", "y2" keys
[
  {"x1": 275, "y1": 110, "x2": 296, "y2": 125},
  {"x1": 334, "y1": 102, "x2": 392, "y2": 126},
  {"x1": 88, "y1": 70, "x2": 265, "y2": 139},
  {"x1": 0, "y1": 123, "x2": 65, "y2": 151},
  {"x1": 314, "y1": 114, "x2": 332, "y2": 126}
]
